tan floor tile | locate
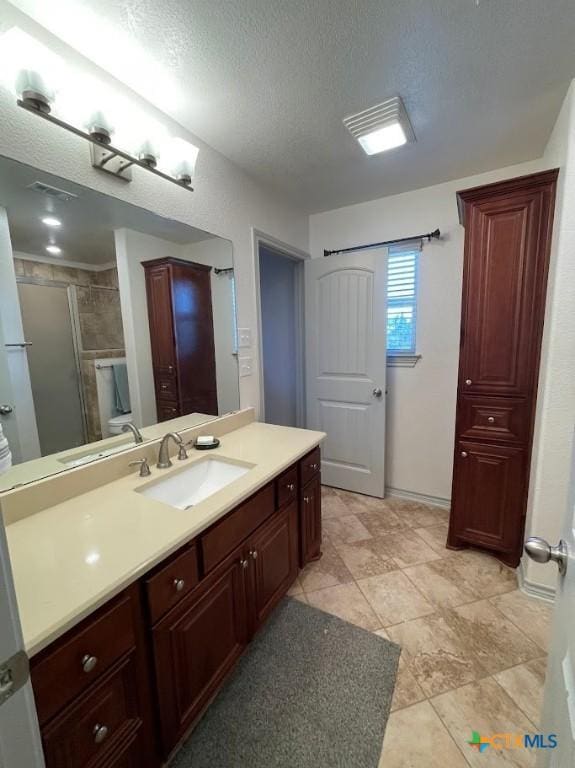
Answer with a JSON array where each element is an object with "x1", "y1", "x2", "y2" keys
[
  {"x1": 353, "y1": 507, "x2": 409, "y2": 536},
  {"x1": 403, "y1": 558, "x2": 480, "y2": 609},
  {"x1": 413, "y1": 522, "x2": 454, "y2": 557},
  {"x1": 431, "y1": 677, "x2": 538, "y2": 767},
  {"x1": 378, "y1": 701, "x2": 468, "y2": 767},
  {"x1": 387, "y1": 499, "x2": 450, "y2": 528},
  {"x1": 388, "y1": 613, "x2": 482, "y2": 697},
  {"x1": 322, "y1": 514, "x2": 373, "y2": 544},
  {"x1": 447, "y1": 600, "x2": 542, "y2": 676},
  {"x1": 391, "y1": 655, "x2": 427, "y2": 712},
  {"x1": 447, "y1": 549, "x2": 518, "y2": 599},
  {"x1": 321, "y1": 486, "x2": 350, "y2": 518},
  {"x1": 332, "y1": 539, "x2": 398, "y2": 579},
  {"x1": 335, "y1": 488, "x2": 389, "y2": 515},
  {"x1": 376, "y1": 528, "x2": 442, "y2": 568},
  {"x1": 357, "y1": 570, "x2": 435, "y2": 626},
  {"x1": 286, "y1": 575, "x2": 303, "y2": 596},
  {"x1": 299, "y1": 539, "x2": 354, "y2": 592},
  {"x1": 494, "y1": 658, "x2": 547, "y2": 728},
  {"x1": 489, "y1": 591, "x2": 552, "y2": 652},
  {"x1": 305, "y1": 582, "x2": 382, "y2": 631},
  {"x1": 291, "y1": 592, "x2": 308, "y2": 604}
]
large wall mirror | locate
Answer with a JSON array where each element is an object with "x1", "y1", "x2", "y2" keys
[{"x1": 0, "y1": 156, "x2": 239, "y2": 491}]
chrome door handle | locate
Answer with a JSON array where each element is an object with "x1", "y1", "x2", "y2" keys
[
  {"x1": 373, "y1": 387, "x2": 383, "y2": 398},
  {"x1": 0, "y1": 405, "x2": 13, "y2": 415},
  {"x1": 525, "y1": 537, "x2": 568, "y2": 575}
]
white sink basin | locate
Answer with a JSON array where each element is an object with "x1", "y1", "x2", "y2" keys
[{"x1": 137, "y1": 458, "x2": 252, "y2": 509}]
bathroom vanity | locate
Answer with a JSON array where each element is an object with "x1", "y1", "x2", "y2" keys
[{"x1": 2, "y1": 416, "x2": 323, "y2": 768}]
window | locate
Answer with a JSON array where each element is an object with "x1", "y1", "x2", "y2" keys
[{"x1": 387, "y1": 245, "x2": 419, "y2": 354}]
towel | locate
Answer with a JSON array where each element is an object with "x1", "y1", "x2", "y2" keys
[
  {"x1": 0, "y1": 422, "x2": 12, "y2": 475},
  {"x1": 112, "y1": 364, "x2": 131, "y2": 414}
]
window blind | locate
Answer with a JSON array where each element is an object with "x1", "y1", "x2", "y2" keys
[{"x1": 387, "y1": 245, "x2": 419, "y2": 353}]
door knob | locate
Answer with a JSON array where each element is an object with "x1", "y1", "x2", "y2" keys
[
  {"x1": 524, "y1": 537, "x2": 568, "y2": 575},
  {"x1": 0, "y1": 405, "x2": 13, "y2": 415},
  {"x1": 373, "y1": 387, "x2": 383, "y2": 398}
]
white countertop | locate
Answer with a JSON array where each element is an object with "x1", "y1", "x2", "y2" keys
[{"x1": 6, "y1": 422, "x2": 324, "y2": 656}]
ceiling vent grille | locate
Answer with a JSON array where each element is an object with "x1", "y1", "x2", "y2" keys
[
  {"x1": 343, "y1": 95, "x2": 415, "y2": 145},
  {"x1": 26, "y1": 181, "x2": 78, "y2": 202}
]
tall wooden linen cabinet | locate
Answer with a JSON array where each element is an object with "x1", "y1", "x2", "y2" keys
[
  {"x1": 143, "y1": 257, "x2": 218, "y2": 421},
  {"x1": 447, "y1": 170, "x2": 558, "y2": 568}
]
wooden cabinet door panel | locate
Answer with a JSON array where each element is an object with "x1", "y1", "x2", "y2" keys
[
  {"x1": 300, "y1": 474, "x2": 322, "y2": 567},
  {"x1": 153, "y1": 549, "x2": 248, "y2": 754},
  {"x1": 459, "y1": 190, "x2": 548, "y2": 396},
  {"x1": 249, "y1": 501, "x2": 298, "y2": 631},
  {"x1": 450, "y1": 441, "x2": 526, "y2": 553},
  {"x1": 144, "y1": 266, "x2": 176, "y2": 374}
]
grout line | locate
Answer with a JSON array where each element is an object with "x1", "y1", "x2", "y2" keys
[
  {"x1": 427, "y1": 695, "x2": 475, "y2": 767},
  {"x1": 490, "y1": 674, "x2": 541, "y2": 732}
]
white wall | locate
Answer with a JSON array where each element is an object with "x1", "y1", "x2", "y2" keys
[
  {"x1": 0, "y1": 1, "x2": 308, "y2": 418},
  {"x1": 522, "y1": 82, "x2": 575, "y2": 593},
  {"x1": 310, "y1": 159, "x2": 541, "y2": 502},
  {"x1": 259, "y1": 247, "x2": 298, "y2": 427}
]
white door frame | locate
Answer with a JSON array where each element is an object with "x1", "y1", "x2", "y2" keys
[
  {"x1": 0, "y1": 515, "x2": 44, "y2": 767},
  {"x1": 252, "y1": 229, "x2": 309, "y2": 427}
]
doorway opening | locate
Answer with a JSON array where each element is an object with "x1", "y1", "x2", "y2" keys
[{"x1": 256, "y1": 240, "x2": 305, "y2": 428}]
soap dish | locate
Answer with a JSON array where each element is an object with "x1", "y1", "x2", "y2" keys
[{"x1": 193, "y1": 437, "x2": 220, "y2": 451}]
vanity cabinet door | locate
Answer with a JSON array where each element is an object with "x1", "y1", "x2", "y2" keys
[
  {"x1": 152, "y1": 546, "x2": 248, "y2": 755},
  {"x1": 247, "y1": 501, "x2": 298, "y2": 633},
  {"x1": 300, "y1": 474, "x2": 322, "y2": 567}
]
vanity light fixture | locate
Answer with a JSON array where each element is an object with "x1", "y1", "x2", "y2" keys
[
  {"x1": 41, "y1": 216, "x2": 62, "y2": 228},
  {"x1": 0, "y1": 27, "x2": 199, "y2": 191},
  {"x1": 343, "y1": 95, "x2": 415, "y2": 156},
  {"x1": 45, "y1": 245, "x2": 62, "y2": 255}
]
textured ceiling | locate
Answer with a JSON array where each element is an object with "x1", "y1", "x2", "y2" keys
[{"x1": 7, "y1": 0, "x2": 575, "y2": 212}]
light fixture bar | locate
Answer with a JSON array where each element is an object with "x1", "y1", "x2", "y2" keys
[{"x1": 17, "y1": 99, "x2": 194, "y2": 191}]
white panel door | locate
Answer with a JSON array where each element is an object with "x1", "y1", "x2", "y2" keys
[{"x1": 305, "y1": 249, "x2": 387, "y2": 496}]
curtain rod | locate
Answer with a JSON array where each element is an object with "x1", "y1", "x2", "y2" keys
[{"x1": 323, "y1": 228, "x2": 441, "y2": 257}]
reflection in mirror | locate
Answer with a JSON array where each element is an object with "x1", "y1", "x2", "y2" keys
[{"x1": 0, "y1": 156, "x2": 239, "y2": 491}]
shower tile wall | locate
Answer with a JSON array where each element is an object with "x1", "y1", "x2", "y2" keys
[{"x1": 14, "y1": 259, "x2": 125, "y2": 442}]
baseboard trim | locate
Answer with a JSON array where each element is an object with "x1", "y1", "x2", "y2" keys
[
  {"x1": 385, "y1": 486, "x2": 451, "y2": 510},
  {"x1": 517, "y1": 558, "x2": 556, "y2": 603}
]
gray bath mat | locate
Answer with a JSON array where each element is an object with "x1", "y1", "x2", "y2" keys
[{"x1": 169, "y1": 597, "x2": 400, "y2": 768}]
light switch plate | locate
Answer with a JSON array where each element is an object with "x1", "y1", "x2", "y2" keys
[
  {"x1": 239, "y1": 356, "x2": 253, "y2": 377},
  {"x1": 238, "y1": 328, "x2": 251, "y2": 348}
]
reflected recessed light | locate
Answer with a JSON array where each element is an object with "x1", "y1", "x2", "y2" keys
[
  {"x1": 42, "y1": 216, "x2": 61, "y2": 227},
  {"x1": 85, "y1": 551, "x2": 101, "y2": 566},
  {"x1": 45, "y1": 244, "x2": 62, "y2": 255},
  {"x1": 343, "y1": 95, "x2": 415, "y2": 156}
]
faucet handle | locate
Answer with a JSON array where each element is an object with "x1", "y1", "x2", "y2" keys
[
  {"x1": 177, "y1": 442, "x2": 188, "y2": 461},
  {"x1": 129, "y1": 458, "x2": 151, "y2": 477}
]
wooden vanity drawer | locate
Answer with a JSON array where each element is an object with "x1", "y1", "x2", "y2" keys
[
  {"x1": 299, "y1": 446, "x2": 321, "y2": 487},
  {"x1": 457, "y1": 396, "x2": 528, "y2": 444},
  {"x1": 42, "y1": 656, "x2": 142, "y2": 768},
  {"x1": 156, "y1": 376, "x2": 178, "y2": 402},
  {"x1": 32, "y1": 593, "x2": 136, "y2": 725},
  {"x1": 201, "y1": 484, "x2": 275, "y2": 574},
  {"x1": 275, "y1": 465, "x2": 298, "y2": 509},
  {"x1": 145, "y1": 544, "x2": 199, "y2": 625},
  {"x1": 156, "y1": 402, "x2": 180, "y2": 422}
]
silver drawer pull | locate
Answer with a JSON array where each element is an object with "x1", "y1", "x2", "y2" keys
[
  {"x1": 487, "y1": 416, "x2": 495, "y2": 424},
  {"x1": 81, "y1": 654, "x2": 98, "y2": 673},
  {"x1": 465, "y1": 379, "x2": 472, "y2": 386},
  {"x1": 461, "y1": 451, "x2": 468, "y2": 458},
  {"x1": 240, "y1": 558, "x2": 249, "y2": 570},
  {"x1": 310, "y1": 463, "x2": 319, "y2": 471},
  {"x1": 286, "y1": 483, "x2": 295, "y2": 492},
  {"x1": 303, "y1": 496, "x2": 311, "y2": 504},
  {"x1": 250, "y1": 549, "x2": 258, "y2": 560},
  {"x1": 173, "y1": 578, "x2": 185, "y2": 592},
  {"x1": 93, "y1": 724, "x2": 109, "y2": 744}
]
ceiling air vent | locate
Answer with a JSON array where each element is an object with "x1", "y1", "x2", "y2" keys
[
  {"x1": 343, "y1": 95, "x2": 415, "y2": 155},
  {"x1": 26, "y1": 181, "x2": 78, "y2": 202}
]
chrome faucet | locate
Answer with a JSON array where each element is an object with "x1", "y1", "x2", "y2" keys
[
  {"x1": 157, "y1": 432, "x2": 187, "y2": 469},
  {"x1": 122, "y1": 422, "x2": 144, "y2": 444}
]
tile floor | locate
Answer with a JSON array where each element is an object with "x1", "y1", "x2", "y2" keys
[{"x1": 288, "y1": 486, "x2": 554, "y2": 767}]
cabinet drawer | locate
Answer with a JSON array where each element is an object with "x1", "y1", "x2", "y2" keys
[
  {"x1": 299, "y1": 446, "x2": 321, "y2": 487},
  {"x1": 157, "y1": 402, "x2": 180, "y2": 422},
  {"x1": 42, "y1": 656, "x2": 141, "y2": 768},
  {"x1": 457, "y1": 396, "x2": 528, "y2": 444},
  {"x1": 156, "y1": 376, "x2": 178, "y2": 402},
  {"x1": 201, "y1": 484, "x2": 275, "y2": 574},
  {"x1": 145, "y1": 544, "x2": 199, "y2": 625},
  {"x1": 275, "y1": 465, "x2": 297, "y2": 509},
  {"x1": 32, "y1": 593, "x2": 136, "y2": 725}
]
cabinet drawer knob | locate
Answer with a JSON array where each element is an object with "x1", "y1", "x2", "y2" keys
[
  {"x1": 240, "y1": 558, "x2": 249, "y2": 570},
  {"x1": 81, "y1": 654, "x2": 98, "y2": 673},
  {"x1": 286, "y1": 482, "x2": 295, "y2": 492},
  {"x1": 250, "y1": 549, "x2": 258, "y2": 560},
  {"x1": 173, "y1": 578, "x2": 185, "y2": 592},
  {"x1": 465, "y1": 379, "x2": 472, "y2": 386},
  {"x1": 310, "y1": 462, "x2": 319, "y2": 471},
  {"x1": 461, "y1": 451, "x2": 468, "y2": 458},
  {"x1": 303, "y1": 495, "x2": 311, "y2": 504},
  {"x1": 487, "y1": 416, "x2": 495, "y2": 424},
  {"x1": 93, "y1": 724, "x2": 109, "y2": 744}
]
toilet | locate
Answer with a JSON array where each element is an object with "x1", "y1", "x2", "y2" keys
[{"x1": 108, "y1": 412, "x2": 134, "y2": 436}]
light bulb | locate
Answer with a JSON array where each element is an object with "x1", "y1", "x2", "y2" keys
[{"x1": 159, "y1": 137, "x2": 199, "y2": 183}]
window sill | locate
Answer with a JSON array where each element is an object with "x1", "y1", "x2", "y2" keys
[{"x1": 386, "y1": 354, "x2": 421, "y2": 368}]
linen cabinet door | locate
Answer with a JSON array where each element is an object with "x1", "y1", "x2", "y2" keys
[
  {"x1": 449, "y1": 441, "x2": 526, "y2": 562},
  {"x1": 300, "y1": 473, "x2": 322, "y2": 567},
  {"x1": 152, "y1": 549, "x2": 248, "y2": 755},
  {"x1": 248, "y1": 501, "x2": 299, "y2": 632}
]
